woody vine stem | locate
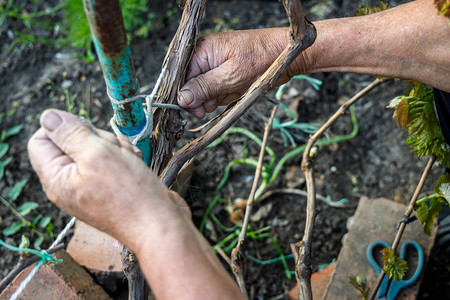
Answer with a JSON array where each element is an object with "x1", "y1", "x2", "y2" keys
[
  {"x1": 368, "y1": 156, "x2": 435, "y2": 300},
  {"x1": 291, "y1": 77, "x2": 390, "y2": 299}
]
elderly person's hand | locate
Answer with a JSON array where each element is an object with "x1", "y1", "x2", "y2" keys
[
  {"x1": 28, "y1": 109, "x2": 189, "y2": 251},
  {"x1": 178, "y1": 28, "x2": 301, "y2": 118},
  {"x1": 27, "y1": 109, "x2": 245, "y2": 300}
]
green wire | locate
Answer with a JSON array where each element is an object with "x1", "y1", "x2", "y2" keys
[
  {"x1": 247, "y1": 254, "x2": 294, "y2": 265},
  {"x1": 0, "y1": 239, "x2": 62, "y2": 263}
]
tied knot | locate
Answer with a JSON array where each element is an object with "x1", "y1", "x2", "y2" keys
[
  {"x1": 397, "y1": 215, "x2": 417, "y2": 230},
  {"x1": 107, "y1": 87, "x2": 182, "y2": 145},
  {"x1": 39, "y1": 250, "x2": 63, "y2": 264}
]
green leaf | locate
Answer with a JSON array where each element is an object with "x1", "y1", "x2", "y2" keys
[
  {"x1": 3, "y1": 221, "x2": 25, "y2": 236},
  {"x1": 417, "y1": 198, "x2": 443, "y2": 235},
  {"x1": 349, "y1": 273, "x2": 370, "y2": 299},
  {"x1": 0, "y1": 157, "x2": 12, "y2": 180},
  {"x1": 438, "y1": 183, "x2": 450, "y2": 207},
  {"x1": 32, "y1": 214, "x2": 42, "y2": 226},
  {"x1": 1, "y1": 124, "x2": 24, "y2": 142},
  {"x1": 7, "y1": 179, "x2": 28, "y2": 202},
  {"x1": 17, "y1": 201, "x2": 39, "y2": 216},
  {"x1": 394, "y1": 98, "x2": 410, "y2": 130},
  {"x1": 19, "y1": 235, "x2": 30, "y2": 249},
  {"x1": 33, "y1": 235, "x2": 44, "y2": 250},
  {"x1": 38, "y1": 216, "x2": 51, "y2": 229},
  {"x1": 435, "y1": 174, "x2": 450, "y2": 206},
  {"x1": 0, "y1": 143, "x2": 9, "y2": 159},
  {"x1": 388, "y1": 82, "x2": 450, "y2": 168},
  {"x1": 435, "y1": 174, "x2": 450, "y2": 193},
  {"x1": 46, "y1": 222, "x2": 54, "y2": 235},
  {"x1": 381, "y1": 248, "x2": 408, "y2": 281}
]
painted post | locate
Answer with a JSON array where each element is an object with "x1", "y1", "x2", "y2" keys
[{"x1": 82, "y1": 0, "x2": 151, "y2": 165}]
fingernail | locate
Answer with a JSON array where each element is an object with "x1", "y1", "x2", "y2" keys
[
  {"x1": 178, "y1": 89, "x2": 194, "y2": 107},
  {"x1": 41, "y1": 111, "x2": 63, "y2": 131}
]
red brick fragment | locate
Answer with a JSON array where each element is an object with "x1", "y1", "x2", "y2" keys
[{"x1": 0, "y1": 250, "x2": 111, "y2": 300}]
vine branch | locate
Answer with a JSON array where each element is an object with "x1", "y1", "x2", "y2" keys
[
  {"x1": 368, "y1": 156, "x2": 435, "y2": 300},
  {"x1": 292, "y1": 77, "x2": 390, "y2": 300},
  {"x1": 230, "y1": 105, "x2": 278, "y2": 297},
  {"x1": 151, "y1": 0, "x2": 207, "y2": 174},
  {"x1": 161, "y1": 0, "x2": 317, "y2": 187}
]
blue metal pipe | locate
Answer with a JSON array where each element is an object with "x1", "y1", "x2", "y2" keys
[{"x1": 83, "y1": 0, "x2": 151, "y2": 164}]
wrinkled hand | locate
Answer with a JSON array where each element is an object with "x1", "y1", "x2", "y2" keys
[
  {"x1": 28, "y1": 109, "x2": 189, "y2": 251},
  {"x1": 178, "y1": 28, "x2": 299, "y2": 118}
]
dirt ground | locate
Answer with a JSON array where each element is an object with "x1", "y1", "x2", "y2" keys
[{"x1": 1, "y1": 0, "x2": 449, "y2": 299}]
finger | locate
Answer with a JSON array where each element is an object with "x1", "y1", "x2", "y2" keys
[
  {"x1": 204, "y1": 98, "x2": 219, "y2": 113},
  {"x1": 185, "y1": 106, "x2": 206, "y2": 119},
  {"x1": 178, "y1": 60, "x2": 237, "y2": 109},
  {"x1": 96, "y1": 129, "x2": 121, "y2": 146},
  {"x1": 185, "y1": 35, "x2": 217, "y2": 80},
  {"x1": 27, "y1": 128, "x2": 77, "y2": 202},
  {"x1": 168, "y1": 191, "x2": 191, "y2": 218},
  {"x1": 117, "y1": 136, "x2": 143, "y2": 157},
  {"x1": 217, "y1": 93, "x2": 242, "y2": 106},
  {"x1": 39, "y1": 109, "x2": 99, "y2": 162}
]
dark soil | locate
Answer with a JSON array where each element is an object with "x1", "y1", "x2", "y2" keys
[{"x1": 1, "y1": 0, "x2": 449, "y2": 299}]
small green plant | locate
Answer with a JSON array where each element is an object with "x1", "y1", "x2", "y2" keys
[
  {"x1": 416, "y1": 174, "x2": 449, "y2": 235},
  {"x1": 388, "y1": 81, "x2": 450, "y2": 234},
  {"x1": 0, "y1": 115, "x2": 54, "y2": 249},
  {"x1": 1, "y1": 191, "x2": 54, "y2": 250},
  {"x1": 1, "y1": 0, "x2": 64, "y2": 54},
  {"x1": 381, "y1": 248, "x2": 408, "y2": 281},
  {"x1": 0, "y1": 114, "x2": 24, "y2": 181},
  {"x1": 3, "y1": 0, "x2": 175, "y2": 59},
  {"x1": 388, "y1": 82, "x2": 450, "y2": 167},
  {"x1": 46, "y1": 79, "x2": 89, "y2": 118},
  {"x1": 62, "y1": 0, "x2": 177, "y2": 60},
  {"x1": 349, "y1": 273, "x2": 370, "y2": 300}
]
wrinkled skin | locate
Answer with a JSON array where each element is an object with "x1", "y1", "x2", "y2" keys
[
  {"x1": 28, "y1": 110, "x2": 245, "y2": 300},
  {"x1": 178, "y1": 28, "x2": 297, "y2": 118}
]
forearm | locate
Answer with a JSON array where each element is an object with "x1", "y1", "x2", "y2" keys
[
  {"x1": 272, "y1": 0, "x2": 450, "y2": 91},
  {"x1": 131, "y1": 210, "x2": 245, "y2": 300}
]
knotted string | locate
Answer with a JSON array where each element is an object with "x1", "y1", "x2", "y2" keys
[{"x1": 107, "y1": 88, "x2": 182, "y2": 145}]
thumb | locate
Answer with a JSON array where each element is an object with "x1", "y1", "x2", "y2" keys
[
  {"x1": 39, "y1": 109, "x2": 97, "y2": 161},
  {"x1": 178, "y1": 60, "x2": 235, "y2": 109}
]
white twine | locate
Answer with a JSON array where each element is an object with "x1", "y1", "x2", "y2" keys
[
  {"x1": 107, "y1": 82, "x2": 182, "y2": 145},
  {"x1": 9, "y1": 216, "x2": 77, "y2": 300}
]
